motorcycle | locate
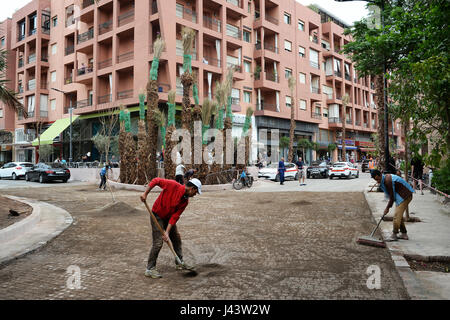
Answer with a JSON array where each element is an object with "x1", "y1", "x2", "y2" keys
[{"x1": 233, "y1": 173, "x2": 253, "y2": 190}]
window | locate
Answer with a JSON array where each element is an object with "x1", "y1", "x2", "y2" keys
[
  {"x1": 248, "y1": 1, "x2": 252, "y2": 13},
  {"x1": 52, "y1": 16, "x2": 57, "y2": 27},
  {"x1": 284, "y1": 13, "x2": 291, "y2": 25},
  {"x1": 244, "y1": 60, "x2": 251, "y2": 73},
  {"x1": 309, "y1": 49, "x2": 319, "y2": 69},
  {"x1": 244, "y1": 91, "x2": 251, "y2": 103},
  {"x1": 299, "y1": 72, "x2": 306, "y2": 84},
  {"x1": 285, "y1": 68, "x2": 292, "y2": 79},
  {"x1": 285, "y1": 96, "x2": 292, "y2": 108},
  {"x1": 299, "y1": 99, "x2": 307, "y2": 110},
  {"x1": 51, "y1": 43, "x2": 57, "y2": 55},
  {"x1": 0, "y1": 37, "x2": 4, "y2": 47},
  {"x1": 284, "y1": 40, "x2": 292, "y2": 52},
  {"x1": 176, "y1": 3, "x2": 184, "y2": 18},
  {"x1": 51, "y1": 71, "x2": 56, "y2": 82},
  {"x1": 299, "y1": 46, "x2": 305, "y2": 58},
  {"x1": 298, "y1": 20, "x2": 305, "y2": 31},
  {"x1": 50, "y1": 99, "x2": 56, "y2": 110},
  {"x1": 243, "y1": 30, "x2": 251, "y2": 43},
  {"x1": 231, "y1": 88, "x2": 240, "y2": 104},
  {"x1": 0, "y1": 108, "x2": 3, "y2": 118}
]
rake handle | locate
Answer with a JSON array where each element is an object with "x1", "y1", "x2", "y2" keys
[{"x1": 143, "y1": 200, "x2": 182, "y2": 265}]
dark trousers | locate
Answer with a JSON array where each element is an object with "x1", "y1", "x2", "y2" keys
[
  {"x1": 175, "y1": 175, "x2": 184, "y2": 185},
  {"x1": 147, "y1": 213, "x2": 183, "y2": 270},
  {"x1": 279, "y1": 170, "x2": 285, "y2": 184},
  {"x1": 99, "y1": 174, "x2": 107, "y2": 189}
]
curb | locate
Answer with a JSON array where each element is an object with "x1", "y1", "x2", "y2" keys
[
  {"x1": 0, "y1": 196, "x2": 41, "y2": 243},
  {"x1": 363, "y1": 189, "x2": 441, "y2": 299},
  {"x1": 107, "y1": 180, "x2": 233, "y2": 192},
  {"x1": 0, "y1": 197, "x2": 73, "y2": 266}
]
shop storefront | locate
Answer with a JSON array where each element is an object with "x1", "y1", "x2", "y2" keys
[
  {"x1": 336, "y1": 139, "x2": 357, "y2": 162},
  {"x1": 355, "y1": 141, "x2": 376, "y2": 160}
]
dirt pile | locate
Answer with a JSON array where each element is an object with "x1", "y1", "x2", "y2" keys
[{"x1": 88, "y1": 201, "x2": 144, "y2": 217}]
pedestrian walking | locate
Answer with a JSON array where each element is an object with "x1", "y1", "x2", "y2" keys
[
  {"x1": 99, "y1": 162, "x2": 112, "y2": 190},
  {"x1": 411, "y1": 154, "x2": 424, "y2": 195},
  {"x1": 296, "y1": 157, "x2": 306, "y2": 186},
  {"x1": 370, "y1": 170, "x2": 415, "y2": 241},
  {"x1": 278, "y1": 157, "x2": 286, "y2": 185},
  {"x1": 175, "y1": 163, "x2": 185, "y2": 184},
  {"x1": 140, "y1": 177, "x2": 202, "y2": 278}
]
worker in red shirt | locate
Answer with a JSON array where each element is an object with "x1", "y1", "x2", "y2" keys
[{"x1": 140, "y1": 177, "x2": 202, "y2": 278}]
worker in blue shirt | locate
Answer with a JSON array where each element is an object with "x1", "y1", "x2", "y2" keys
[
  {"x1": 99, "y1": 162, "x2": 112, "y2": 190},
  {"x1": 278, "y1": 157, "x2": 286, "y2": 185}
]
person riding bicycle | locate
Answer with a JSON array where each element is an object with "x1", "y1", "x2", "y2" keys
[{"x1": 240, "y1": 169, "x2": 249, "y2": 187}]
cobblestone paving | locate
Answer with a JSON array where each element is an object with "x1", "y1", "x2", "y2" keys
[{"x1": 0, "y1": 185, "x2": 409, "y2": 299}]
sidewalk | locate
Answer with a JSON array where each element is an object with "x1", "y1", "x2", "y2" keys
[{"x1": 364, "y1": 186, "x2": 450, "y2": 299}]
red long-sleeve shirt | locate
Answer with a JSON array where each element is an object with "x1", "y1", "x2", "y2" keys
[{"x1": 149, "y1": 178, "x2": 188, "y2": 225}]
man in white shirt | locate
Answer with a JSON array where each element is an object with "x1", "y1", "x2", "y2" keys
[{"x1": 175, "y1": 163, "x2": 185, "y2": 185}]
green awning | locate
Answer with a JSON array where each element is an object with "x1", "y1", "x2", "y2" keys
[{"x1": 32, "y1": 116, "x2": 79, "y2": 146}]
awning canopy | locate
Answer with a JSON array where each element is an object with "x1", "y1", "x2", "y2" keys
[
  {"x1": 359, "y1": 147, "x2": 376, "y2": 152},
  {"x1": 337, "y1": 145, "x2": 357, "y2": 150},
  {"x1": 32, "y1": 116, "x2": 79, "y2": 146}
]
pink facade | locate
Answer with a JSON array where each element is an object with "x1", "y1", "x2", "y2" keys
[{"x1": 1, "y1": 0, "x2": 404, "y2": 162}]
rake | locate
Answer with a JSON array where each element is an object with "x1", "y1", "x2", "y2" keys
[{"x1": 357, "y1": 210, "x2": 389, "y2": 248}]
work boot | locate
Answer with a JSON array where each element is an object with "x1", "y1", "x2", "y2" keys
[
  {"x1": 176, "y1": 260, "x2": 195, "y2": 271},
  {"x1": 144, "y1": 268, "x2": 162, "y2": 278},
  {"x1": 398, "y1": 233, "x2": 409, "y2": 240},
  {"x1": 385, "y1": 233, "x2": 398, "y2": 242}
]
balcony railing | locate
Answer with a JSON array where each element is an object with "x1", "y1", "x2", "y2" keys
[
  {"x1": 311, "y1": 87, "x2": 320, "y2": 94},
  {"x1": 203, "y1": 16, "x2": 221, "y2": 32},
  {"x1": 65, "y1": 76, "x2": 73, "y2": 85},
  {"x1": 346, "y1": 119, "x2": 353, "y2": 125},
  {"x1": 28, "y1": 54, "x2": 36, "y2": 64},
  {"x1": 176, "y1": 47, "x2": 198, "y2": 60},
  {"x1": 151, "y1": 1, "x2": 158, "y2": 14},
  {"x1": 157, "y1": 83, "x2": 171, "y2": 93},
  {"x1": 334, "y1": 47, "x2": 341, "y2": 53},
  {"x1": 355, "y1": 120, "x2": 361, "y2": 126},
  {"x1": 40, "y1": 110, "x2": 48, "y2": 118},
  {"x1": 117, "y1": 90, "x2": 133, "y2": 100},
  {"x1": 226, "y1": 24, "x2": 241, "y2": 40},
  {"x1": 202, "y1": 56, "x2": 221, "y2": 67},
  {"x1": 76, "y1": 98, "x2": 93, "y2": 108},
  {"x1": 176, "y1": 7, "x2": 197, "y2": 23},
  {"x1": 231, "y1": 97, "x2": 240, "y2": 105},
  {"x1": 66, "y1": 16, "x2": 76, "y2": 27},
  {"x1": 310, "y1": 61, "x2": 319, "y2": 69},
  {"x1": 29, "y1": 29, "x2": 37, "y2": 36},
  {"x1": 41, "y1": 82, "x2": 48, "y2": 90},
  {"x1": 265, "y1": 15, "x2": 279, "y2": 25},
  {"x1": 227, "y1": 0, "x2": 241, "y2": 7},
  {"x1": 264, "y1": 43, "x2": 279, "y2": 54},
  {"x1": 41, "y1": 55, "x2": 48, "y2": 62},
  {"x1": 18, "y1": 34, "x2": 25, "y2": 42},
  {"x1": 83, "y1": 0, "x2": 95, "y2": 9},
  {"x1": 255, "y1": 42, "x2": 262, "y2": 50},
  {"x1": 227, "y1": 62, "x2": 241, "y2": 73},
  {"x1": 312, "y1": 112, "x2": 322, "y2": 120},
  {"x1": 77, "y1": 29, "x2": 94, "y2": 44},
  {"x1": 98, "y1": 58, "x2": 112, "y2": 69},
  {"x1": 345, "y1": 74, "x2": 351, "y2": 81},
  {"x1": 27, "y1": 111, "x2": 35, "y2": 118},
  {"x1": 18, "y1": 58, "x2": 24, "y2": 68},
  {"x1": 363, "y1": 123, "x2": 368, "y2": 128},
  {"x1": 334, "y1": 71, "x2": 342, "y2": 77},
  {"x1": 310, "y1": 35, "x2": 318, "y2": 44},
  {"x1": 118, "y1": 10, "x2": 135, "y2": 27},
  {"x1": 77, "y1": 65, "x2": 93, "y2": 76},
  {"x1": 117, "y1": 51, "x2": 133, "y2": 64},
  {"x1": 99, "y1": 20, "x2": 113, "y2": 35},
  {"x1": 98, "y1": 94, "x2": 112, "y2": 104},
  {"x1": 256, "y1": 103, "x2": 277, "y2": 110},
  {"x1": 265, "y1": 72, "x2": 279, "y2": 83},
  {"x1": 18, "y1": 85, "x2": 24, "y2": 93},
  {"x1": 65, "y1": 45, "x2": 75, "y2": 55},
  {"x1": 42, "y1": 27, "x2": 50, "y2": 35},
  {"x1": 328, "y1": 117, "x2": 341, "y2": 123}
]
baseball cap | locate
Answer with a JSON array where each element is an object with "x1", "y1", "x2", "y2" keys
[{"x1": 189, "y1": 178, "x2": 202, "y2": 194}]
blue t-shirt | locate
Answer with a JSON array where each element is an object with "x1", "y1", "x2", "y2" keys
[
  {"x1": 296, "y1": 161, "x2": 304, "y2": 169},
  {"x1": 100, "y1": 166, "x2": 110, "y2": 176},
  {"x1": 278, "y1": 161, "x2": 285, "y2": 171},
  {"x1": 380, "y1": 174, "x2": 415, "y2": 206}
]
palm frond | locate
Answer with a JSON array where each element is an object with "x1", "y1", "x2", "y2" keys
[
  {"x1": 153, "y1": 37, "x2": 165, "y2": 60},
  {"x1": 168, "y1": 90, "x2": 176, "y2": 104},
  {"x1": 201, "y1": 99, "x2": 212, "y2": 125},
  {"x1": 181, "y1": 27, "x2": 195, "y2": 56}
]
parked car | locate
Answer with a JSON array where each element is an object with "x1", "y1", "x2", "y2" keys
[
  {"x1": 329, "y1": 162, "x2": 359, "y2": 179},
  {"x1": 25, "y1": 163, "x2": 71, "y2": 183},
  {"x1": 0, "y1": 162, "x2": 34, "y2": 180},
  {"x1": 361, "y1": 159, "x2": 369, "y2": 172},
  {"x1": 306, "y1": 161, "x2": 330, "y2": 179},
  {"x1": 258, "y1": 162, "x2": 298, "y2": 181}
]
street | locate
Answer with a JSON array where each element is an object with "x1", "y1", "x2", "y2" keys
[{"x1": 0, "y1": 173, "x2": 409, "y2": 299}]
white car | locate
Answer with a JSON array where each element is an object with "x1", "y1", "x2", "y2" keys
[
  {"x1": 0, "y1": 162, "x2": 34, "y2": 180},
  {"x1": 258, "y1": 162, "x2": 299, "y2": 181},
  {"x1": 329, "y1": 162, "x2": 359, "y2": 179}
]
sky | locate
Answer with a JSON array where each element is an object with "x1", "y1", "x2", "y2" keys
[{"x1": 0, "y1": 0, "x2": 369, "y2": 26}]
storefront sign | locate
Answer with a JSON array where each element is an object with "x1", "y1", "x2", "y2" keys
[
  {"x1": 355, "y1": 141, "x2": 375, "y2": 148},
  {"x1": 336, "y1": 139, "x2": 355, "y2": 146}
]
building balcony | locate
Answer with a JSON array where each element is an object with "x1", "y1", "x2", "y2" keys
[
  {"x1": 311, "y1": 112, "x2": 322, "y2": 120},
  {"x1": 18, "y1": 34, "x2": 26, "y2": 42},
  {"x1": 77, "y1": 29, "x2": 94, "y2": 44},
  {"x1": 264, "y1": 43, "x2": 279, "y2": 54},
  {"x1": 65, "y1": 76, "x2": 73, "y2": 85},
  {"x1": 82, "y1": 0, "x2": 95, "y2": 9},
  {"x1": 117, "y1": 51, "x2": 134, "y2": 64},
  {"x1": 77, "y1": 66, "x2": 94, "y2": 76},
  {"x1": 42, "y1": 27, "x2": 50, "y2": 35},
  {"x1": 345, "y1": 74, "x2": 351, "y2": 81},
  {"x1": 117, "y1": 89, "x2": 133, "y2": 100},
  {"x1": 98, "y1": 94, "x2": 112, "y2": 104},
  {"x1": 265, "y1": 15, "x2": 279, "y2": 26},
  {"x1": 99, "y1": 20, "x2": 113, "y2": 36},
  {"x1": 203, "y1": 16, "x2": 221, "y2": 33},
  {"x1": 311, "y1": 87, "x2": 320, "y2": 94},
  {"x1": 18, "y1": 58, "x2": 24, "y2": 68},
  {"x1": 65, "y1": 45, "x2": 75, "y2": 56},
  {"x1": 202, "y1": 56, "x2": 221, "y2": 68},
  {"x1": 98, "y1": 58, "x2": 113, "y2": 70},
  {"x1": 27, "y1": 80, "x2": 36, "y2": 91},
  {"x1": 328, "y1": 117, "x2": 341, "y2": 123},
  {"x1": 176, "y1": 6, "x2": 197, "y2": 24},
  {"x1": 66, "y1": 16, "x2": 76, "y2": 28},
  {"x1": 355, "y1": 120, "x2": 361, "y2": 126},
  {"x1": 334, "y1": 71, "x2": 342, "y2": 77},
  {"x1": 265, "y1": 72, "x2": 279, "y2": 83},
  {"x1": 40, "y1": 110, "x2": 48, "y2": 118},
  {"x1": 118, "y1": 10, "x2": 135, "y2": 27},
  {"x1": 28, "y1": 54, "x2": 36, "y2": 64},
  {"x1": 227, "y1": 0, "x2": 242, "y2": 8},
  {"x1": 227, "y1": 62, "x2": 242, "y2": 73},
  {"x1": 28, "y1": 29, "x2": 37, "y2": 37},
  {"x1": 76, "y1": 98, "x2": 93, "y2": 109},
  {"x1": 157, "y1": 83, "x2": 171, "y2": 93},
  {"x1": 310, "y1": 61, "x2": 320, "y2": 69},
  {"x1": 226, "y1": 24, "x2": 242, "y2": 40}
]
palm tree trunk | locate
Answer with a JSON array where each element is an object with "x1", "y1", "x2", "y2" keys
[
  {"x1": 119, "y1": 125, "x2": 126, "y2": 183},
  {"x1": 181, "y1": 72, "x2": 193, "y2": 166},
  {"x1": 375, "y1": 74, "x2": 386, "y2": 171},
  {"x1": 137, "y1": 120, "x2": 149, "y2": 185},
  {"x1": 146, "y1": 80, "x2": 159, "y2": 180},
  {"x1": 288, "y1": 104, "x2": 295, "y2": 162},
  {"x1": 124, "y1": 132, "x2": 136, "y2": 184},
  {"x1": 164, "y1": 125, "x2": 177, "y2": 181}
]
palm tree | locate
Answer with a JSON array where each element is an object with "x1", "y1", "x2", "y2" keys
[
  {"x1": 153, "y1": 108, "x2": 167, "y2": 179},
  {"x1": 0, "y1": 49, "x2": 25, "y2": 116},
  {"x1": 297, "y1": 138, "x2": 312, "y2": 164},
  {"x1": 287, "y1": 76, "x2": 296, "y2": 162},
  {"x1": 279, "y1": 136, "x2": 290, "y2": 159},
  {"x1": 164, "y1": 91, "x2": 177, "y2": 181},
  {"x1": 198, "y1": 99, "x2": 213, "y2": 183},
  {"x1": 118, "y1": 106, "x2": 127, "y2": 183},
  {"x1": 223, "y1": 67, "x2": 235, "y2": 170},
  {"x1": 124, "y1": 109, "x2": 136, "y2": 184},
  {"x1": 341, "y1": 94, "x2": 350, "y2": 161},
  {"x1": 327, "y1": 143, "x2": 337, "y2": 161},
  {"x1": 180, "y1": 27, "x2": 195, "y2": 131},
  {"x1": 137, "y1": 93, "x2": 149, "y2": 185},
  {"x1": 146, "y1": 37, "x2": 165, "y2": 180}
]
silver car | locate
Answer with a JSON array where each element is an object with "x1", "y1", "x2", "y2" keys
[{"x1": 0, "y1": 162, "x2": 34, "y2": 180}]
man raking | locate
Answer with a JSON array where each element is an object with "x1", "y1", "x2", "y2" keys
[{"x1": 140, "y1": 177, "x2": 202, "y2": 278}]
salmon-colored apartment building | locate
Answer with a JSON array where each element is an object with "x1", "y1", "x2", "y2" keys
[{"x1": 0, "y1": 0, "x2": 404, "y2": 164}]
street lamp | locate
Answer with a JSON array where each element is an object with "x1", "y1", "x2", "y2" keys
[
  {"x1": 334, "y1": 0, "x2": 391, "y2": 173},
  {"x1": 51, "y1": 87, "x2": 73, "y2": 163}
]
